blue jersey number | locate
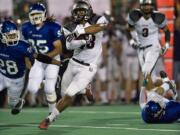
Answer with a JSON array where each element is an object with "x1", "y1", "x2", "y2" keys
[
  {"x1": 0, "y1": 59, "x2": 18, "y2": 75},
  {"x1": 28, "y1": 39, "x2": 49, "y2": 54}
]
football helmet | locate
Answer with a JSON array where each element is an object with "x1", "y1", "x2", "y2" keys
[
  {"x1": 139, "y1": 0, "x2": 154, "y2": 15},
  {"x1": 29, "y1": 3, "x2": 46, "y2": 25},
  {"x1": 1, "y1": 21, "x2": 20, "y2": 46},
  {"x1": 143, "y1": 100, "x2": 164, "y2": 118},
  {"x1": 71, "y1": 0, "x2": 93, "y2": 22}
]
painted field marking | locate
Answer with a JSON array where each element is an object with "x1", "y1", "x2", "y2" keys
[
  {"x1": 0, "y1": 123, "x2": 179, "y2": 132},
  {"x1": 0, "y1": 109, "x2": 139, "y2": 115}
]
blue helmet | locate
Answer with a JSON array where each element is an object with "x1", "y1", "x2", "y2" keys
[
  {"x1": 143, "y1": 101, "x2": 164, "y2": 119},
  {"x1": 1, "y1": 21, "x2": 20, "y2": 46},
  {"x1": 29, "y1": 3, "x2": 46, "y2": 25}
]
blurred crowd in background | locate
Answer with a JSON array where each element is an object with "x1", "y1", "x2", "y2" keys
[{"x1": 0, "y1": 0, "x2": 180, "y2": 107}]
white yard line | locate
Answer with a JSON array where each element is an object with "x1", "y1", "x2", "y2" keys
[
  {"x1": 0, "y1": 109, "x2": 139, "y2": 115},
  {"x1": 0, "y1": 123, "x2": 179, "y2": 132},
  {"x1": 106, "y1": 123, "x2": 129, "y2": 126},
  {"x1": 67, "y1": 110, "x2": 139, "y2": 114}
]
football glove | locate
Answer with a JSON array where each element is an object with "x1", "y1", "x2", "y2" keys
[
  {"x1": 129, "y1": 39, "x2": 140, "y2": 49},
  {"x1": 160, "y1": 42, "x2": 169, "y2": 55}
]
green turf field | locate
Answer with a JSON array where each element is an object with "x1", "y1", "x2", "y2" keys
[{"x1": 0, "y1": 105, "x2": 179, "y2": 135}]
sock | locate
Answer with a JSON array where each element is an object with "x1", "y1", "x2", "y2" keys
[
  {"x1": 162, "y1": 77, "x2": 170, "y2": 83},
  {"x1": 48, "y1": 107, "x2": 60, "y2": 122},
  {"x1": 161, "y1": 83, "x2": 170, "y2": 92},
  {"x1": 48, "y1": 103, "x2": 56, "y2": 113},
  {"x1": 100, "y1": 91, "x2": 108, "y2": 103}
]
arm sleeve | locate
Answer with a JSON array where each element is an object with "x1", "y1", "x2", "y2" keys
[
  {"x1": 35, "y1": 53, "x2": 53, "y2": 63},
  {"x1": 63, "y1": 27, "x2": 87, "y2": 50},
  {"x1": 66, "y1": 39, "x2": 86, "y2": 50}
]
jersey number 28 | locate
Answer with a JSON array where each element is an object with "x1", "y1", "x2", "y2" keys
[{"x1": 0, "y1": 59, "x2": 18, "y2": 75}]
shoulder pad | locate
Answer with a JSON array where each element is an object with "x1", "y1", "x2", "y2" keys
[
  {"x1": 45, "y1": 21, "x2": 61, "y2": 28},
  {"x1": 88, "y1": 14, "x2": 101, "y2": 24},
  {"x1": 63, "y1": 22, "x2": 77, "y2": 32},
  {"x1": 21, "y1": 21, "x2": 31, "y2": 30},
  {"x1": 22, "y1": 20, "x2": 29, "y2": 24},
  {"x1": 129, "y1": 9, "x2": 143, "y2": 23},
  {"x1": 20, "y1": 39, "x2": 29, "y2": 44},
  {"x1": 151, "y1": 11, "x2": 166, "y2": 25},
  {"x1": 22, "y1": 21, "x2": 30, "y2": 27},
  {"x1": 19, "y1": 40, "x2": 29, "y2": 46}
]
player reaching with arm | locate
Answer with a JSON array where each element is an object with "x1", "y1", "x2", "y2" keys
[
  {"x1": 21, "y1": 3, "x2": 63, "y2": 114},
  {"x1": 38, "y1": 0, "x2": 108, "y2": 129},
  {"x1": 0, "y1": 21, "x2": 61, "y2": 115},
  {"x1": 139, "y1": 71, "x2": 179, "y2": 123},
  {"x1": 127, "y1": 0, "x2": 170, "y2": 83}
]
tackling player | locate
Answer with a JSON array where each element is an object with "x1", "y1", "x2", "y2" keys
[
  {"x1": 0, "y1": 20, "x2": 61, "y2": 114},
  {"x1": 140, "y1": 71, "x2": 179, "y2": 123},
  {"x1": 21, "y1": 3, "x2": 63, "y2": 114},
  {"x1": 38, "y1": 0, "x2": 108, "y2": 129}
]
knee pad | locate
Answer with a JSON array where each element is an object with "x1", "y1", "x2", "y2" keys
[{"x1": 46, "y1": 91, "x2": 57, "y2": 103}]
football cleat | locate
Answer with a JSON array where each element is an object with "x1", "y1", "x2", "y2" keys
[
  {"x1": 159, "y1": 71, "x2": 167, "y2": 79},
  {"x1": 39, "y1": 118, "x2": 51, "y2": 130},
  {"x1": 11, "y1": 99, "x2": 25, "y2": 115},
  {"x1": 85, "y1": 84, "x2": 95, "y2": 103}
]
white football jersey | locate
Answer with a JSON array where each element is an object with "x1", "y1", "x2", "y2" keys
[
  {"x1": 139, "y1": 88, "x2": 169, "y2": 109},
  {"x1": 128, "y1": 9, "x2": 167, "y2": 47},
  {"x1": 63, "y1": 16, "x2": 108, "y2": 65}
]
